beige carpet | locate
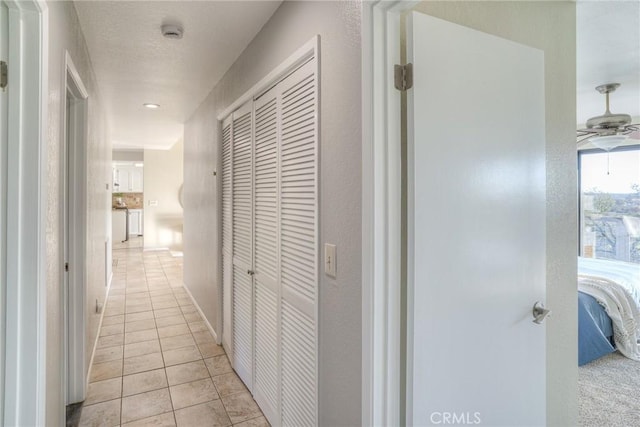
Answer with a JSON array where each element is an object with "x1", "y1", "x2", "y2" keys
[{"x1": 579, "y1": 351, "x2": 640, "y2": 426}]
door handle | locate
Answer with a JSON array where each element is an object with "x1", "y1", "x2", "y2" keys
[
  {"x1": 532, "y1": 301, "x2": 551, "y2": 324},
  {"x1": 247, "y1": 270, "x2": 255, "y2": 276}
]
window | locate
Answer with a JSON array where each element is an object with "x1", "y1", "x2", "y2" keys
[{"x1": 579, "y1": 146, "x2": 640, "y2": 264}]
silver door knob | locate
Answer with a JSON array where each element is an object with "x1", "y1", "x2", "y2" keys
[{"x1": 532, "y1": 301, "x2": 551, "y2": 324}]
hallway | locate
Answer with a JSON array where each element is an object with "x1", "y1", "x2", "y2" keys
[{"x1": 77, "y1": 248, "x2": 268, "y2": 427}]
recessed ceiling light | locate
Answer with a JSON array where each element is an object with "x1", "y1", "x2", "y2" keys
[{"x1": 143, "y1": 103, "x2": 160, "y2": 109}]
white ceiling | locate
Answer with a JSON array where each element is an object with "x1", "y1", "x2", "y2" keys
[
  {"x1": 577, "y1": 1, "x2": 640, "y2": 126},
  {"x1": 74, "y1": 1, "x2": 282, "y2": 150},
  {"x1": 75, "y1": 1, "x2": 638, "y2": 149}
]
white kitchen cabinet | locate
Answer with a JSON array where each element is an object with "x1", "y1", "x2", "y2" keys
[
  {"x1": 113, "y1": 167, "x2": 129, "y2": 193},
  {"x1": 128, "y1": 209, "x2": 143, "y2": 236},
  {"x1": 113, "y1": 166, "x2": 143, "y2": 193},
  {"x1": 130, "y1": 168, "x2": 143, "y2": 192}
]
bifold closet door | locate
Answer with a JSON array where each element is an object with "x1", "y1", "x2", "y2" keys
[
  {"x1": 253, "y1": 86, "x2": 281, "y2": 424},
  {"x1": 251, "y1": 58, "x2": 319, "y2": 426},
  {"x1": 278, "y1": 58, "x2": 318, "y2": 427},
  {"x1": 221, "y1": 117, "x2": 233, "y2": 354},
  {"x1": 231, "y1": 101, "x2": 254, "y2": 388},
  {"x1": 226, "y1": 53, "x2": 319, "y2": 427}
]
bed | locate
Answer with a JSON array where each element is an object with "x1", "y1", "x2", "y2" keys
[
  {"x1": 578, "y1": 291, "x2": 615, "y2": 365},
  {"x1": 578, "y1": 257, "x2": 640, "y2": 365}
]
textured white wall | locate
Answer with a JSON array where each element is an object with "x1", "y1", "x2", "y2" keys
[
  {"x1": 410, "y1": 2, "x2": 577, "y2": 425},
  {"x1": 183, "y1": 1, "x2": 362, "y2": 425},
  {"x1": 144, "y1": 140, "x2": 184, "y2": 250},
  {"x1": 46, "y1": 2, "x2": 111, "y2": 424}
]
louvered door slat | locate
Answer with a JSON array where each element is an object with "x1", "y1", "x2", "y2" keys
[
  {"x1": 231, "y1": 104, "x2": 254, "y2": 388},
  {"x1": 279, "y1": 59, "x2": 318, "y2": 427},
  {"x1": 253, "y1": 92, "x2": 280, "y2": 424}
]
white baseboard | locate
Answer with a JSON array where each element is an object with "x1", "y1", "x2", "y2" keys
[{"x1": 181, "y1": 283, "x2": 219, "y2": 344}]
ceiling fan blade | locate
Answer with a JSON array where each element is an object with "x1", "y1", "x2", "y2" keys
[{"x1": 577, "y1": 133, "x2": 595, "y2": 144}]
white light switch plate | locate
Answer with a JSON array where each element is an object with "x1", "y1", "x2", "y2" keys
[
  {"x1": 325, "y1": 243, "x2": 337, "y2": 278},
  {"x1": 148, "y1": 200, "x2": 158, "y2": 206}
]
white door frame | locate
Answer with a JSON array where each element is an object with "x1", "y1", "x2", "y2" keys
[
  {"x1": 0, "y1": 1, "x2": 8, "y2": 423},
  {"x1": 361, "y1": 2, "x2": 417, "y2": 426},
  {"x1": 3, "y1": 0, "x2": 48, "y2": 425},
  {"x1": 63, "y1": 51, "x2": 89, "y2": 405}
]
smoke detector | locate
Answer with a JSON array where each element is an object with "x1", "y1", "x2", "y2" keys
[{"x1": 161, "y1": 24, "x2": 183, "y2": 40}]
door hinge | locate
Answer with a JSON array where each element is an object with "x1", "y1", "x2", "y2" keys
[
  {"x1": 1, "y1": 61, "x2": 7, "y2": 92},
  {"x1": 65, "y1": 262, "x2": 69, "y2": 272},
  {"x1": 394, "y1": 63, "x2": 413, "y2": 91}
]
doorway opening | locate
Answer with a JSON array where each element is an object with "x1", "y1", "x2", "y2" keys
[{"x1": 63, "y1": 52, "x2": 89, "y2": 406}]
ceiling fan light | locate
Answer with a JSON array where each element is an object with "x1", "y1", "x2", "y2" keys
[
  {"x1": 589, "y1": 134, "x2": 629, "y2": 151},
  {"x1": 577, "y1": 83, "x2": 640, "y2": 145}
]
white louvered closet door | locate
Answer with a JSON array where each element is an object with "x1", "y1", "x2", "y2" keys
[
  {"x1": 225, "y1": 50, "x2": 318, "y2": 427},
  {"x1": 278, "y1": 58, "x2": 318, "y2": 427},
  {"x1": 221, "y1": 117, "x2": 233, "y2": 354},
  {"x1": 231, "y1": 101, "x2": 254, "y2": 388},
  {"x1": 253, "y1": 86, "x2": 281, "y2": 425}
]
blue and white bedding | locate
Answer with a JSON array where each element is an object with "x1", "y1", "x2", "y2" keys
[{"x1": 578, "y1": 257, "x2": 640, "y2": 362}]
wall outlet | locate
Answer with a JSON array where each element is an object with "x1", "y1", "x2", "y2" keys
[{"x1": 324, "y1": 244, "x2": 337, "y2": 278}]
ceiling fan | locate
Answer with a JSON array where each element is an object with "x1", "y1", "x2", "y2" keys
[{"x1": 577, "y1": 83, "x2": 640, "y2": 150}]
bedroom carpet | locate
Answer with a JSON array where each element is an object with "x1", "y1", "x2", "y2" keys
[{"x1": 579, "y1": 351, "x2": 640, "y2": 426}]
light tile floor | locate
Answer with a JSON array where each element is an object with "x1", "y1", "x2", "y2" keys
[
  {"x1": 112, "y1": 236, "x2": 144, "y2": 250},
  {"x1": 78, "y1": 248, "x2": 269, "y2": 427}
]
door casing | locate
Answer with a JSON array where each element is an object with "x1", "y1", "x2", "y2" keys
[
  {"x1": 0, "y1": 2, "x2": 9, "y2": 422},
  {"x1": 3, "y1": 0, "x2": 48, "y2": 425},
  {"x1": 361, "y1": 2, "x2": 418, "y2": 425},
  {"x1": 62, "y1": 51, "x2": 89, "y2": 406}
]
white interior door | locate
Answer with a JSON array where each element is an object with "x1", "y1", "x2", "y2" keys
[
  {"x1": 253, "y1": 84, "x2": 280, "y2": 425},
  {"x1": 406, "y1": 12, "x2": 546, "y2": 426},
  {"x1": 63, "y1": 93, "x2": 72, "y2": 404},
  {"x1": 231, "y1": 101, "x2": 255, "y2": 388},
  {"x1": 278, "y1": 59, "x2": 319, "y2": 427},
  {"x1": 64, "y1": 61, "x2": 89, "y2": 405},
  {"x1": 223, "y1": 47, "x2": 319, "y2": 426},
  {"x1": 221, "y1": 117, "x2": 233, "y2": 354}
]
